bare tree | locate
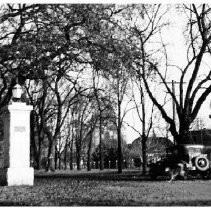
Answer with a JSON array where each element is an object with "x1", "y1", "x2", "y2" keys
[
  {"x1": 129, "y1": 4, "x2": 211, "y2": 144},
  {"x1": 72, "y1": 92, "x2": 98, "y2": 170},
  {"x1": 126, "y1": 79, "x2": 155, "y2": 174}
]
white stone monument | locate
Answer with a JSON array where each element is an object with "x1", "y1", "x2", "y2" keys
[{"x1": 0, "y1": 85, "x2": 34, "y2": 186}]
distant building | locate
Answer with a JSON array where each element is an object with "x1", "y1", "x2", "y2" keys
[
  {"x1": 187, "y1": 129, "x2": 211, "y2": 146},
  {"x1": 128, "y1": 136, "x2": 173, "y2": 165}
]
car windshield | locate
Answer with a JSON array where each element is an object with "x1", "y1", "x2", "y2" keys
[{"x1": 188, "y1": 147, "x2": 202, "y2": 154}]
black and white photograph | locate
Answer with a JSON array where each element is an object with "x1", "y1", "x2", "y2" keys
[{"x1": 1, "y1": 0, "x2": 211, "y2": 206}]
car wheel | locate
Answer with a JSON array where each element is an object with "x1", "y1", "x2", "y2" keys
[{"x1": 194, "y1": 156, "x2": 209, "y2": 171}]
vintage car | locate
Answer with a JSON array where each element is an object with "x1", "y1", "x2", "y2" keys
[{"x1": 149, "y1": 144, "x2": 211, "y2": 180}]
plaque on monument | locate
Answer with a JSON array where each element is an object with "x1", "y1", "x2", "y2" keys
[{"x1": 14, "y1": 126, "x2": 26, "y2": 132}]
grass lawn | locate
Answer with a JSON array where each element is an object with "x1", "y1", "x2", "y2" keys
[{"x1": 0, "y1": 169, "x2": 211, "y2": 206}]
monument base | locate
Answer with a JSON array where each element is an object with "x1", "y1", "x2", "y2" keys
[{"x1": 0, "y1": 167, "x2": 34, "y2": 186}]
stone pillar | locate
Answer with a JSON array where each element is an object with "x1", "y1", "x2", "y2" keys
[{"x1": 0, "y1": 102, "x2": 34, "y2": 186}]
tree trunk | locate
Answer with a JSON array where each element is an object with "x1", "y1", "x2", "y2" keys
[
  {"x1": 37, "y1": 138, "x2": 42, "y2": 170},
  {"x1": 69, "y1": 146, "x2": 73, "y2": 170},
  {"x1": 64, "y1": 141, "x2": 68, "y2": 170},
  {"x1": 87, "y1": 131, "x2": 94, "y2": 171},
  {"x1": 142, "y1": 134, "x2": 147, "y2": 175},
  {"x1": 75, "y1": 135, "x2": 82, "y2": 171},
  {"x1": 69, "y1": 138, "x2": 74, "y2": 170},
  {"x1": 34, "y1": 127, "x2": 44, "y2": 170},
  {"x1": 30, "y1": 111, "x2": 41, "y2": 169},
  {"x1": 58, "y1": 154, "x2": 61, "y2": 170},
  {"x1": 99, "y1": 115, "x2": 104, "y2": 170},
  {"x1": 117, "y1": 98, "x2": 122, "y2": 174},
  {"x1": 46, "y1": 138, "x2": 55, "y2": 172},
  {"x1": 117, "y1": 73, "x2": 123, "y2": 174},
  {"x1": 176, "y1": 119, "x2": 192, "y2": 144},
  {"x1": 76, "y1": 151, "x2": 81, "y2": 170},
  {"x1": 54, "y1": 145, "x2": 58, "y2": 170},
  {"x1": 141, "y1": 87, "x2": 147, "y2": 175},
  {"x1": 87, "y1": 155, "x2": 91, "y2": 171},
  {"x1": 117, "y1": 124, "x2": 122, "y2": 174}
]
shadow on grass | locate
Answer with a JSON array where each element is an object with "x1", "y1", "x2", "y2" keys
[
  {"x1": 0, "y1": 201, "x2": 28, "y2": 206},
  {"x1": 35, "y1": 170, "x2": 200, "y2": 182},
  {"x1": 1, "y1": 198, "x2": 211, "y2": 206},
  {"x1": 1, "y1": 200, "x2": 211, "y2": 206},
  {"x1": 35, "y1": 170, "x2": 150, "y2": 181},
  {"x1": 78, "y1": 199, "x2": 211, "y2": 206}
]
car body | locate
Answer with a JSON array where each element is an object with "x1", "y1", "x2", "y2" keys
[{"x1": 149, "y1": 144, "x2": 211, "y2": 180}]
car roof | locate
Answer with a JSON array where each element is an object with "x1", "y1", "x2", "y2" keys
[
  {"x1": 168, "y1": 144, "x2": 204, "y2": 148},
  {"x1": 180, "y1": 144, "x2": 204, "y2": 149},
  {"x1": 169, "y1": 144, "x2": 211, "y2": 151}
]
